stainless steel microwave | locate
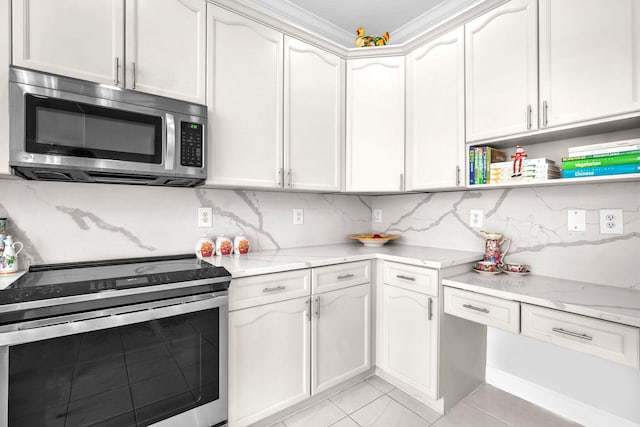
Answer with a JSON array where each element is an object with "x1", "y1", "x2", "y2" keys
[{"x1": 9, "y1": 67, "x2": 207, "y2": 187}]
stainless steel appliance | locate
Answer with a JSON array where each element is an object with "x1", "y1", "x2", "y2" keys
[
  {"x1": 9, "y1": 67, "x2": 207, "y2": 187},
  {"x1": 0, "y1": 254, "x2": 230, "y2": 427}
]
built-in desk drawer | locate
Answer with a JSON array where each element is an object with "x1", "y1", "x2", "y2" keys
[
  {"x1": 312, "y1": 261, "x2": 370, "y2": 294},
  {"x1": 383, "y1": 261, "x2": 438, "y2": 296},
  {"x1": 521, "y1": 304, "x2": 640, "y2": 368},
  {"x1": 443, "y1": 286, "x2": 520, "y2": 333},
  {"x1": 230, "y1": 269, "x2": 311, "y2": 311}
]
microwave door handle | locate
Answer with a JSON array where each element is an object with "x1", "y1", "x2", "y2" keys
[{"x1": 166, "y1": 113, "x2": 176, "y2": 170}]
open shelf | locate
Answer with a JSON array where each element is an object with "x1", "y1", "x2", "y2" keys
[{"x1": 467, "y1": 173, "x2": 640, "y2": 190}]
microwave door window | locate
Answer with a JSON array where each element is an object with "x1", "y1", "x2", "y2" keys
[{"x1": 25, "y1": 94, "x2": 163, "y2": 164}]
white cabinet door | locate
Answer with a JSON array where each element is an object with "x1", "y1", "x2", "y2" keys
[
  {"x1": 125, "y1": 0, "x2": 206, "y2": 103},
  {"x1": 312, "y1": 284, "x2": 371, "y2": 395},
  {"x1": 0, "y1": 0, "x2": 10, "y2": 175},
  {"x1": 539, "y1": 0, "x2": 640, "y2": 128},
  {"x1": 284, "y1": 37, "x2": 344, "y2": 192},
  {"x1": 206, "y1": 5, "x2": 284, "y2": 188},
  {"x1": 465, "y1": 0, "x2": 538, "y2": 141},
  {"x1": 12, "y1": 0, "x2": 125, "y2": 86},
  {"x1": 380, "y1": 285, "x2": 438, "y2": 399},
  {"x1": 346, "y1": 57, "x2": 405, "y2": 192},
  {"x1": 229, "y1": 297, "x2": 310, "y2": 426},
  {"x1": 406, "y1": 27, "x2": 464, "y2": 191}
]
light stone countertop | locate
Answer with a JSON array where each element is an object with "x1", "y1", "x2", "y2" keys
[
  {"x1": 443, "y1": 271, "x2": 640, "y2": 328},
  {"x1": 200, "y1": 243, "x2": 483, "y2": 277}
]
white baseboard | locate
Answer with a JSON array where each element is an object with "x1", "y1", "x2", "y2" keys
[{"x1": 486, "y1": 367, "x2": 640, "y2": 427}]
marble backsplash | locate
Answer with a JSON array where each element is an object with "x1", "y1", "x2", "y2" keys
[
  {"x1": 0, "y1": 179, "x2": 372, "y2": 267},
  {"x1": 372, "y1": 181, "x2": 640, "y2": 289},
  {"x1": 1, "y1": 178, "x2": 638, "y2": 291}
]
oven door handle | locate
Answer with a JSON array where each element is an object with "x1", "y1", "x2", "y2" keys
[{"x1": 0, "y1": 293, "x2": 228, "y2": 347}]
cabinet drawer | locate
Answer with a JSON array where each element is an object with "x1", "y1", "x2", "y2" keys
[
  {"x1": 312, "y1": 261, "x2": 370, "y2": 294},
  {"x1": 383, "y1": 261, "x2": 438, "y2": 296},
  {"x1": 521, "y1": 304, "x2": 640, "y2": 368},
  {"x1": 230, "y1": 269, "x2": 311, "y2": 311},
  {"x1": 443, "y1": 287, "x2": 520, "y2": 333}
]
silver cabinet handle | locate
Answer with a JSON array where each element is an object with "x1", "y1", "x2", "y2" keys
[
  {"x1": 114, "y1": 57, "x2": 119, "y2": 85},
  {"x1": 400, "y1": 173, "x2": 404, "y2": 191},
  {"x1": 428, "y1": 297, "x2": 433, "y2": 320},
  {"x1": 527, "y1": 104, "x2": 532, "y2": 129},
  {"x1": 287, "y1": 169, "x2": 292, "y2": 188},
  {"x1": 552, "y1": 327, "x2": 593, "y2": 341},
  {"x1": 306, "y1": 298, "x2": 311, "y2": 321},
  {"x1": 263, "y1": 285, "x2": 286, "y2": 293},
  {"x1": 456, "y1": 165, "x2": 461, "y2": 186},
  {"x1": 314, "y1": 296, "x2": 320, "y2": 318},
  {"x1": 542, "y1": 100, "x2": 549, "y2": 126},
  {"x1": 396, "y1": 275, "x2": 415, "y2": 281},
  {"x1": 276, "y1": 168, "x2": 283, "y2": 185},
  {"x1": 337, "y1": 274, "x2": 354, "y2": 280},
  {"x1": 463, "y1": 303, "x2": 489, "y2": 314},
  {"x1": 132, "y1": 61, "x2": 137, "y2": 89}
]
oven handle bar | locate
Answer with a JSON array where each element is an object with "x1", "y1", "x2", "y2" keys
[{"x1": 0, "y1": 292, "x2": 228, "y2": 347}]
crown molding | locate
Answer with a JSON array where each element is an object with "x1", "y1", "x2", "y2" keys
[{"x1": 208, "y1": 0, "x2": 508, "y2": 58}]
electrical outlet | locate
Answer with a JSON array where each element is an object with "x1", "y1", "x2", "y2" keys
[
  {"x1": 567, "y1": 209, "x2": 586, "y2": 232},
  {"x1": 469, "y1": 209, "x2": 484, "y2": 229},
  {"x1": 373, "y1": 209, "x2": 382, "y2": 223},
  {"x1": 197, "y1": 207, "x2": 212, "y2": 227},
  {"x1": 599, "y1": 209, "x2": 623, "y2": 235},
  {"x1": 293, "y1": 208, "x2": 304, "y2": 225}
]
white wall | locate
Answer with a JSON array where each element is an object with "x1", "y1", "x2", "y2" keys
[{"x1": 373, "y1": 181, "x2": 640, "y2": 425}]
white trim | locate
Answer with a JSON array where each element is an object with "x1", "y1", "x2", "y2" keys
[{"x1": 486, "y1": 366, "x2": 640, "y2": 427}]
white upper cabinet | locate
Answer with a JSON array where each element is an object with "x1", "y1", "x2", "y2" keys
[
  {"x1": 12, "y1": 0, "x2": 206, "y2": 103},
  {"x1": 206, "y1": 5, "x2": 284, "y2": 188},
  {"x1": 125, "y1": 0, "x2": 206, "y2": 103},
  {"x1": 539, "y1": 0, "x2": 640, "y2": 128},
  {"x1": 465, "y1": 0, "x2": 538, "y2": 142},
  {"x1": 346, "y1": 57, "x2": 405, "y2": 192},
  {"x1": 284, "y1": 37, "x2": 344, "y2": 192},
  {"x1": 406, "y1": 27, "x2": 465, "y2": 191},
  {"x1": 12, "y1": 0, "x2": 125, "y2": 86}
]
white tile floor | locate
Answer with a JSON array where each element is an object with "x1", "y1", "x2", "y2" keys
[{"x1": 269, "y1": 376, "x2": 583, "y2": 427}]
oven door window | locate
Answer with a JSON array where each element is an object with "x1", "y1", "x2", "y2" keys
[
  {"x1": 8, "y1": 308, "x2": 220, "y2": 427},
  {"x1": 24, "y1": 94, "x2": 163, "y2": 164}
]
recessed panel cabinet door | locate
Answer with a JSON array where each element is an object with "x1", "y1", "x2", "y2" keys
[
  {"x1": 311, "y1": 284, "x2": 371, "y2": 395},
  {"x1": 380, "y1": 285, "x2": 438, "y2": 399},
  {"x1": 346, "y1": 57, "x2": 405, "y2": 192},
  {"x1": 229, "y1": 297, "x2": 311, "y2": 426},
  {"x1": 125, "y1": 0, "x2": 206, "y2": 103},
  {"x1": 406, "y1": 27, "x2": 464, "y2": 191},
  {"x1": 284, "y1": 37, "x2": 344, "y2": 192},
  {"x1": 12, "y1": 0, "x2": 125, "y2": 86},
  {"x1": 465, "y1": 0, "x2": 538, "y2": 142},
  {"x1": 206, "y1": 5, "x2": 284, "y2": 188},
  {"x1": 539, "y1": 0, "x2": 640, "y2": 127}
]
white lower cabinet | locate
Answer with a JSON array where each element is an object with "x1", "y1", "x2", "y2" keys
[
  {"x1": 380, "y1": 284, "x2": 438, "y2": 399},
  {"x1": 229, "y1": 264, "x2": 371, "y2": 426},
  {"x1": 312, "y1": 283, "x2": 371, "y2": 394},
  {"x1": 229, "y1": 297, "x2": 311, "y2": 426}
]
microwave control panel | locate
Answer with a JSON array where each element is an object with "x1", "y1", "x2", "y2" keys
[{"x1": 180, "y1": 122, "x2": 203, "y2": 168}]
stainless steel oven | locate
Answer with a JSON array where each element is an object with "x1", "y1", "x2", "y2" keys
[{"x1": 0, "y1": 255, "x2": 230, "y2": 427}]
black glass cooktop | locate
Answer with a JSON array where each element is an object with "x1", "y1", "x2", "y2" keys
[{"x1": 1, "y1": 254, "x2": 231, "y2": 306}]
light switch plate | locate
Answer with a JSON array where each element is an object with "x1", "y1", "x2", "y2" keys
[
  {"x1": 197, "y1": 207, "x2": 212, "y2": 227},
  {"x1": 599, "y1": 209, "x2": 623, "y2": 234},
  {"x1": 567, "y1": 209, "x2": 586, "y2": 232},
  {"x1": 469, "y1": 209, "x2": 484, "y2": 229},
  {"x1": 373, "y1": 209, "x2": 382, "y2": 223}
]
